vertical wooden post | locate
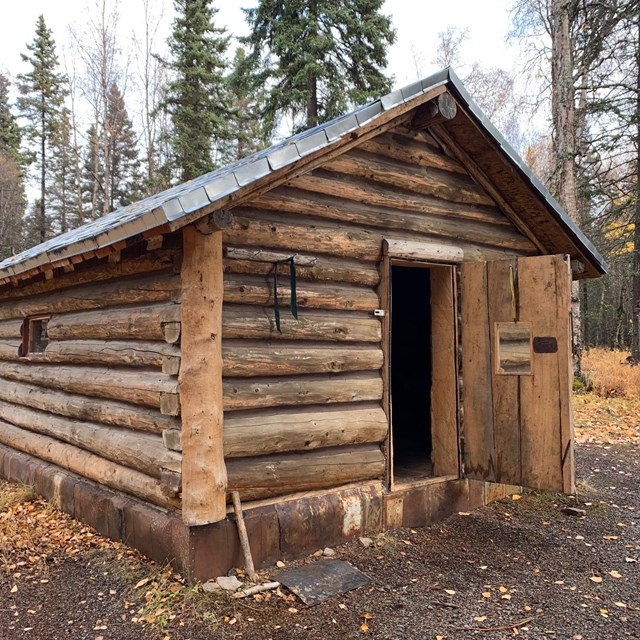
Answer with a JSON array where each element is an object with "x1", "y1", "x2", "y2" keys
[
  {"x1": 379, "y1": 245, "x2": 392, "y2": 489},
  {"x1": 179, "y1": 224, "x2": 227, "y2": 525}
]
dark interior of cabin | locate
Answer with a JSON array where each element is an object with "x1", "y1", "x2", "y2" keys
[{"x1": 390, "y1": 265, "x2": 433, "y2": 481}]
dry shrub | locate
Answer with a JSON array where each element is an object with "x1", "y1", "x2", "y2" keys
[{"x1": 582, "y1": 348, "x2": 640, "y2": 398}]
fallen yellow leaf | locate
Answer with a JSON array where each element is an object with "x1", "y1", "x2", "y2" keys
[
  {"x1": 361, "y1": 613, "x2": 373, "y2": 620},
  {"x1": 482, "y1": 592, "x2": 492, "y2": 598},
  {"x1": 473, "y1": 616, "x2": 487, "y2": 622},
  {"x1": 444, "y1": 589, "x2": 456, "y2": 595},
  {"x1": 510, "y1": 494, "x2": 521, "y2": 500},
  {"x1": 501, "y1": 594, "x2": 512, "y2": 600},
  {"x1": 360, "y1": 623, "x2": 369, "y2": 632},
  {"x1": 589, "y1": 576, "x2": 603, "y2": 583},
  {"x1": 10, "y1": 585, "x2": 17, "y2": 593},
  {"x1": 499, "y1": 586, "x2": 508, "y2": 593},
  {"x1": 609, "y1": 570, "x2": 622, "y2": 578}
]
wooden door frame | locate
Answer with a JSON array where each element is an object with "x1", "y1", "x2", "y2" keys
[{"x1": 380, "y1": 240, "x2": 461, "y2": 490}]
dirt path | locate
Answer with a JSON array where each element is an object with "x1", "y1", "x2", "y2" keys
[{"x1": 1, "y1": 442, "x2": 638, "y2": 640}]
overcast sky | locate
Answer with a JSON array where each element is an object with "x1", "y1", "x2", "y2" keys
[{"x1": 0, "y1": 0, "x2": 518, "y2": 88}]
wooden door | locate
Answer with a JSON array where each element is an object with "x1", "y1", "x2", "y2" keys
[{"x1": 460, "y1": 254, "x2": 574, "y2": 493}]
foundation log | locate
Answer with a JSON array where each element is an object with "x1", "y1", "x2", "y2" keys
[
  {"x1": 0, "y1": 400, "x2": 181, "y2": 477},
  {"x1": 226, "y1": 444, "x2": 385, "y2": 501},
  {"x1": 0, "y1": 419, "x2": 178, "y2": 509}
]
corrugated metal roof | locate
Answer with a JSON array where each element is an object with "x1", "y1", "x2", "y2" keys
[{"x1": 0, "y1": 67, "x2": 606, "y2": 282}]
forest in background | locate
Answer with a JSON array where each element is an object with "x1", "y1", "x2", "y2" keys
[{"x1": 0, "y1": 0, "x2": 638, "y2": 359}]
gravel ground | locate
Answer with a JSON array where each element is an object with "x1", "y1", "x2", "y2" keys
[{"x1": 1, "y1": 442, "x2": 638, "y2": 640}]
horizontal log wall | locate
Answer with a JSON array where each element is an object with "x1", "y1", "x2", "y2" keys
[
  {"x1": 0, "y1": 123, "x2": 541, "y2": 509},
  {"x1": 217, "y1": 123, "x2": 538, "y2": 502},
  {"x1": 0, "y1": 246, "x2": 183, "y2": 508}
]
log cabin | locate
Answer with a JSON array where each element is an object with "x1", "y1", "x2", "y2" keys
[{"x1": 0, "y1": 68, "x2": 606, "y2": 579}]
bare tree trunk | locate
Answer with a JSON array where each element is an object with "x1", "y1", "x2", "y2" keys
[
  {"x1": 631, "y1": 11, "x2": 640, "y2": 363},
  {"x1": 551, "y1": 0, "x2": 583, "y2": 377}
]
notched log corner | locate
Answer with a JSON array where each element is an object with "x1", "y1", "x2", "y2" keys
[{"x1": 160, "y1": 468, "x2": 182, "y2": 497}]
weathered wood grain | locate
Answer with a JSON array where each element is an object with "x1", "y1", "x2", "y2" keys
[
  {"x1": 518, "y1": 255, "x2": 565, "y2": 492},
  {"x1": 460, "y1": 261, "x2": 495, "y2": 481},
  {"x1": 24, "y1": 339, "x2": 179, "y2": 368},
  {"x1": 46, "y1": 303, "x2": 180, "y2": 341},
  {"x1": 279, "y1": 174, "x2": 510, "y2": 226},
  {"x1": 223, "y1": 247, "x2": 380, "y2": 286},
  {"x1": 487, "y1": 259, "x2": 521, "y2": 484},
  {"x1": 359, "y1": 131, "x2": 467, "y2": 174},
  {"x1": 222, "y1": 341, "x2": 383, "y2": 377},
  {"x1": 0, "y1": 377, "x2": 178, "y2": 433},
  {"x1": 0, "y1": 361, "x2": 178, "y2": 408},
  {"x1": 227, "y1": 211, "x2": 536, "y2": 265},
  {"x1": 226, "y1": 443, "x2": 385, "y2": 501},
  {"x1": 223, "y1": 403, "x2": 388, "y2": 458},
  {"x1": 224, "y1": 273, "x2": 379, "y2": 311},
  {"x1": 179, "y1": 225, "x2": 226, "y2": 525},
  {"x1": 222, "y1": 305, "x2": 382, "y2": 343},
  {"x1": 0, "y1": 271, "x2": 180, "y2": 321},
  {"x1": 254, "y1": 185, "x2": 530, "y2": 250},
  {"x1": 430, "y1": 266, "x2": 459, "y2": 476},
  {"x1": 0, "y1": 400, "x2": 181, "y2": 477},
  {"x1": 323, "y1": 149, "x2": 495, "y2": 207},
  {"x1": 0, "y1": 250, "x2": 178, "y2": 301},
  {"x1": 223, "y1": 371, "x2": 383, "y2": 411},
  {"x1": 0, "y1": 419, "x2": 178, "y2": 508}
]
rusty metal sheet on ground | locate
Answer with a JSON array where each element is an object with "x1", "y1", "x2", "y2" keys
[{"x1": 277, "y1": 560, "x2": 370, "y2": 606}]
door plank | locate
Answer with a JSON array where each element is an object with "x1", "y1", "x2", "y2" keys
[
  {"x1": 487, "y1": 259, "x2": 522, "y2": 485},
  {"x1": 554, "y1": 256, "x2": 575, "y2": 493},
  {"x1": 430, "y1": 265, "x2": 459, "y2": 476},
  {"x1": 460, "y1": 262, "x2": 495, "y2": 480},
  {"x1": 518, "y1": 255, "x2": 563, "y2": 491}
]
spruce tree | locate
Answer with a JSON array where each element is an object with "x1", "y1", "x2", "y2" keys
[
  {"x1": 49, "y1": 108, "x2": 81, "y2": 233},
  {"x1": 81, "y1": 124, "x2": 103, "y2": 219},
  {"x1": 160, "y1": 0, "x2": 233, "y2": 182},
  {"x1": 0, "y1": 74, "x2": 24, "y2": 165},
  {"x1": 0, "y1": 74, "x2": 27, "y2": 257},
  {"x1": 244, "y1": 0, "x2": 396, "y2": 132},
  {"x1": 226, "y1": 47, "x2": 269, "y2": 162},
  {"x1": 0, "y1": 154, "x2": 26, "y2": 258},
  {"x1": 17, "y1": 15, "x2": 68, "y2": 244},
  {"x1": 81, "y1": 83, "x2": 142, "y2": 218},
  {"x1": 105, "y1": 82, "x2": 143, "y2": 210}
]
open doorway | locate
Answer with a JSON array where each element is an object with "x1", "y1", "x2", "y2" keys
[{"x1": 390, "y1": 265, "x2": 433, "y2": 481}]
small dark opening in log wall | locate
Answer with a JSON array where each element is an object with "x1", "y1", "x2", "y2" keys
[
  {"x1": 391, "y1": 265, "x2": 432, "y2": 481},
  {"x1": 19, "y1": 315, "x2": 50, "y2": 356}
]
